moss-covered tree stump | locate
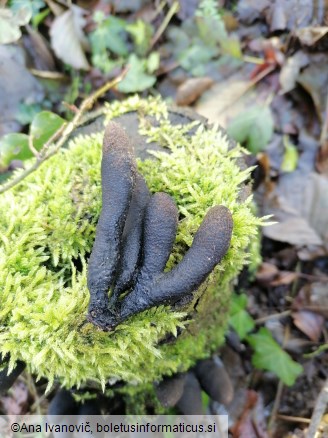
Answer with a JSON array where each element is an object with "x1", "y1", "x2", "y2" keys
[{"x1": 0, "y1": 96, "x2": 261, "y2": 394}]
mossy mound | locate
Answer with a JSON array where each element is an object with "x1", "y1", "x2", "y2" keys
[{"x1": 0, "y1": 96, "x2": 262, "y2": 390}]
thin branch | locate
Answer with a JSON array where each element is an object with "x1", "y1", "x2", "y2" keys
[
  {"x1": 29, "y1": 68, "x2": 68, "y2": 80},
  {"x1": 276, "y1": 414, "x2": 311, "y2": 424},
  {"x1": 268, "y1": 325, "x2": 290, "y2": 434},
  {"x1": 307, "y1": 377, "x2": 328, "y2": 438},
  {"x1": 255, "y1": 310, "x2": 291, "y2": 325},
  {"x1": 150, "y1": 1, "x2": 180, "y2": 50},
  {"x1": 28, "y1": 135, "x2": 39, "y2": 158},
  {"x1": 0, "y1": 68, "x2": 128, "y2": 195}
]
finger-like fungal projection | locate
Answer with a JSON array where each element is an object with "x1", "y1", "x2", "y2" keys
[
  {"x1": 119, "y1": 205, "x2": 233, "y2": 321},
  {"x1": 109, "y1": 173, "x2": 150, "y2": 307},
  {"x1": 87, "y1": 121, "x2": 137, "y2": 329},
  {"x1": 141, "y1": 192, "x2": 179, "y2": 276},
  {"x1": 87, "y1": 120, "x2": 234, "y2": 331}
]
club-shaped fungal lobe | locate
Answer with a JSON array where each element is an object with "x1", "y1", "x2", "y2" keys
[
  {"x1": 109, "y1": 173, "x2": 150, "y2": 307},
  {"x1": 120, "y1": 205, "x2": 233, "y2": 321},
  {"x1": 87, "y1": 121, "x2": 136, "y2": 328}
]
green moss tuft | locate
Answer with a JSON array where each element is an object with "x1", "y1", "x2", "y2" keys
[{"x1": 0, "y1": 96, "x2": 263, "y2": 389}]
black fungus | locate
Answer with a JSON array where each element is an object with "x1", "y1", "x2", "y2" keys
[
  {"x1": 176, "y1": 372, "x2": 203, "y2": 415},
  {"x1": 0, "y1": 356, "x2": 25, "y2": 394},
  {"x1": 87, "y1": 121, "x2": 233, "y2": 331},
  {"x1": 87, "y1": 121, "x2": 137, "y2": 329},
  {"x1": 195, "y1": 357, "x2": 234, "y2": 405},
  {"x1": 154, "y1": 373, "x2": 186, "y2": 408},
  {"x1": 120, "y1": 205, "x2": 233, "y2": 321},
  {"x1": 109, "y1": 173, "x2": 150, "y2": 308}
]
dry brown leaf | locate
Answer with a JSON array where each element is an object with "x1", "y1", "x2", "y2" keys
[
  {"x1": 295, "y1": 26, "x2": 328, "y2": 47},
  {"x1": 316, "y1": 139, "x2": 328, "y2": 175},
  {"x1": 50, "y1": 5, "x2": 90, "y2": 70},
  {"x1": 292, "y1": 310, "x2": 324, "y2": 342},
  {"x1": 279, "y1": 51, "x2": 309, "y2": 94},
  {"x1": 255, "y1": 262, "x2": 279, "y2": 284},
  {"x1": 176, "y1": 77, "x2": 214, "y2": 106},
  {"x1": 270, "y1": 271, "x2": 298, "y2": 286},
  {"x1": 293, "y1": 282, "x2": 328, "y2": 316},
  {"x1": 24, "y1": 26, "x2": 56, "y2": 71},
  {"x1": 195, "y1": 73, "x2": 254, "y2": 127},
  {"x1": 0, "y1": 381, "x2": 29, "y2": 415},
  {"x1": 297, "y1": 53, "x2": 328, "y2": 123},
  {"x1": 263, "y1": 172, "x2": 328, "y2": 251},
  {"x1": 0, "y1": 44, "x2": 44, "y2": 137}
]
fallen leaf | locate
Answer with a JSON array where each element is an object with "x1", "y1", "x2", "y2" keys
[
  {"x1": 270, "y1": 271, "x2": 298, "y2": 286},
  {"x1": 231, "y1": 390, "x2": 269, "y2": 438},
  {"x1": 105, "y1": 0, "x2": 148, "y2": 13},
  {"x1": 269, "y1": 0, "x2": 287, "y2": 32},
  {"x1": 1, "y1": 381, "x2": 29, "y2": 415},
  {"x1": 173, "y1": 0, "x2": 199, "y2": 20},
  {"x1": 295, "y1": 26, "x2": 328, "y2": 47},
  {"x1": 263, "y1": 172, "x2": 328, "y2": 250},
  {"x1": 24, "y1": 26, "x2": 56, "y2": 71},
  {"x1": 0, "y1": 44, "x2": 44, "y2": 137},
  {"x1": 279, "y1": 51, "x2": 309, "y2": 94},
  {"x1": 267, "y1": 0, "x2": 318, "y2": 31},
  {"x1": 316, "y1": 139, "x2": 328, "y2": 175},
  {"x1": 0, "y1": 7, "x2": 31, "y2": 44},
  {"x1": 292, "y1": 310, "x2": 324, "y2": 342},
  {"x1": 237, "y1": 0, "x2": 270, "y2": 24},
  {"x1": 255, "y1": 262, "x2": 279, "y2": 284},
  {"x1": 50, "y1": 5, "x2": 90, "y2": 70},
  {"x1": 227, "y1": 105, "x2": 274, "y2": 154},
  {"x1": 294, "y1": 282, "x2": 328, "y2": 317},
  {"x1": 176, "y1": 77, "x2": 214, "y2": 106},
  {"x1": 196, "y1": 75, "x2": 251, "y2": 126},
  {"x1": 266, "y1": 319, "x2": 314, "y2": 353},
  {"x1": 297, "y1": 53, "x2": 328, "y2": 123}
]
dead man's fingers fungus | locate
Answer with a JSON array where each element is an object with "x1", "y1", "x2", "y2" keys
[{"x1": 87, "y1": 121, "x2": 234, "y2": 331}]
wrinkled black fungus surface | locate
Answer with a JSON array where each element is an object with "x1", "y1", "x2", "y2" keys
[
  {"x1": 109, "y1": 173, "x2": 150, "y2": 307},
  {"x1": 176, "y1": 372, "x2": 203, "y2": 415},
  {"x1": 154, "y1": 373, "x2": 186, "y2": 408},
  {"x1": 87, "y1": 121, "x2": 234, "y2": 331},
  {"x1": 195, "y1": 357, "x2": 234, "y2": 405},
  {"x1": 120, "y1": 205, "x2": 233, "y2": 320},
  {"x1": 87, "y1": 121, "x2": 136, "y2": 329}
]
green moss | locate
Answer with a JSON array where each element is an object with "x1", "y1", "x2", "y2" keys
[{"x1": 0, "y1": 96, "x2": 263, "y2": 390}]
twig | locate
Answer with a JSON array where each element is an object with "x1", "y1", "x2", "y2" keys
[
  {"x1": 255, "y1": 310, "x2": 291, "y2": 324},
  {"x1": 268, "y1": 379, "x2": 284, "y2": 436},
  {"x1": 268, "y1": 325, "x2": 290, "y2": 435},
  {"x1": 28, "y1": 135, "x2": 39, "y2": 158},
  {"x1": 276, "y1": 414, "x2": 311, "y2": 424},
  {"x1": 307, "y1": 377, "x2": 328, "y2": 438},
  {"x1": 0, "y1": 67, "x2": 128, "y2": 195},
  {"x1": 150, "y1": 1, "x2": 179, "y2": 50},
  {"x1": 29, "y1": 68, "x2": 68, "y2": 80},
  {"x1": 319, "y1": 88, "x2": 328, "y2": 145},
  {"x1": 26, "y1": 372, "x2": 41, "y2": 415}
]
